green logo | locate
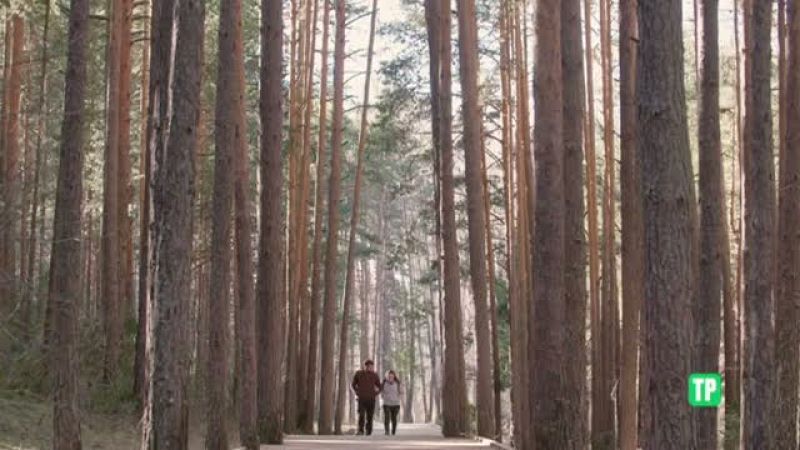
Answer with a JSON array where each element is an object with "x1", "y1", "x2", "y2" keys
[{"x1": 688, "y1": 373, "x2": 722, "y2": 407}]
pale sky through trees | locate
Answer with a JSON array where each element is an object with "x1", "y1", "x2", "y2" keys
[{"x1": 343, "y1": 0, "x2": 747, "y2": 121}]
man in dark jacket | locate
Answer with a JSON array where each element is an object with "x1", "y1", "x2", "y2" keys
[{"x1": 352, "y1": 359, "x2": 382, "y2": 435}]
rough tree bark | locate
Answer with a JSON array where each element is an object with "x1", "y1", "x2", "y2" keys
[
  {"x1": 49, "y1": 0, "x2": 90, "y2": 446},
  {"x1": 204, "y1": 0, "x2": 245, "y2": 443},
  {"x1": 530, "y1": 0, "x2": 566, "y2": 448},
  {"x1": 145, "y1": 0, "x2": 205, "y2": 447},
  {"x1": 637, "y1": 0, "x2": 697, "y2": 448},
  {"x1": 773, "y1": 1, "x2": 800, "y2": 448},
  {"x1": 694, "y1": 0, "x2": 723, "y2": 447},
  {"x1": 561, "y1": 0, "x2": 588, "y2": 447},
  {"x1": 742, "y1": 0, "x2": 775, "y2": 448},
  {"x1": 257, "y1": 0, "x2": 285, "y2": 444},
  {"x1": 455, "y1": 0, "x2": 495, "y2": 438},
  {"x1": 231, "y1": 0, "x2": 257, "y2": 443}
]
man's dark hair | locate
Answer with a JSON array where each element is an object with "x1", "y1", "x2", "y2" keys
[{"x1": 364, "y1": 359, "x2": 374, "y2": 366}]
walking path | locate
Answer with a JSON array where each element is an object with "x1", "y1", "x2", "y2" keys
[{"x1": 262, "y1": 423, "x2": 495, "y2": 450}]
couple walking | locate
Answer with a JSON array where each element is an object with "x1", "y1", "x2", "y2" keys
[{"x1": 351, "y1": 359, "x2": 403, "y2": 436}]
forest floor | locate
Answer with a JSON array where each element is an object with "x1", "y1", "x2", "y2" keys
[
  {"x1": 0, "y1": 395, "x2": 491, "y2": 450},
  {"x1": 264, "y1": 424, "x2": 494, "y2": 450}
]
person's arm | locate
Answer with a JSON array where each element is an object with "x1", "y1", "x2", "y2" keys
[
  {"x1": 375, "y1": 376, "x2": 382, "y2": 393},
  {"x1": 352, "y1": 372, "x2": 360, "y2": 393}
]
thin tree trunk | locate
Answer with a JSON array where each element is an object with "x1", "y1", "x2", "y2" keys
[
  {"x1": 285, "y1": 0, "x2": 309, "y2": 428},
  {"x1": 773, "y1": 1, "x2": 800, "y2": 447},
  {"x1": 583, "y1": 0, "x2": 603, "y2": 442},
  {"x1": 303, "y1": 0, "x2": 330, "y2": 433},
  {"x1": 102, "y1": 0, "x2": 123, "y2": 378},
  {"x1": 511, "y1": 4, "x2": 532, "y2": 445},
  {"x1": 619, "y1": 0, "x2": 643, "y2": 449},
  {"x1": 360, "y1": 259, "x2": 370, "y2": 362},
  {"x1": 438, "y1": 0, "x2": 467, "y2": 437},
  {"x1": 257, "y1": 0, "x2": 285, "y2": 444},
  {"x1": 694, "y1": 0, "x2": 723, "y2": 447},
  {"x1": 204, "y1": 0, "x2": 246, "y2": 442},
  {"x1": 1, "y1": 15, "x2": 23, "y2": 309},
  {"x1": 497, "y1": 2, "x2": 520, "y2": 444},
  {"x1": 133, "y1": 0, "x2": 151, "y2": 406},
  {"x1": 638, "y1": 0, "x2": 697, "y2": 447},
  {"x1": 334, "y1": 0, "x2": 377, "y2": 432},
  {"x1": 562, "y1": 0, "x2": 588, "y2": 447},
  {"x1": 49, "y1": 0, "x2": 90, "y2": 446},
  {"x1": 480, "y1": 137, "x2": 502, "y2": 440},
  {"x1": 599, "y1": 0, "x2": 619, "y2": 444},
  {"x1": 296, "y1": 0, "x2": 319, "y2": 427},
  {"x1": 725, "y1": 2, "x2": 743, "y2": 447},
  {"x1": 26, "y1": 0, "x2": 51, "y2": 335},
  {"x1": 318, "y1": 0, "x2": 346, "y2": 435},
  {"x1": 117, "y1": 0, "x2": 134, "y2": 325}
]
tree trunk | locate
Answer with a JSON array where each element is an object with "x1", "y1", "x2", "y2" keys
[
  {"x1": 742, "y1": 0, "x2": 775, "y2": 448},
  {"x1": 134, "y1": 0, "x2": 151, "y2": 406},
  {"x1": 455, "y1": 0, "x2": 494, "y2": 438},
  {"x1": 360, "y1": 260, "x2": 370, "y2": 362},
  {"x1": 117, "y1": 0, "x2": 134, "y2": 325},
  {"x1": 302, "y1": 0, "x2": 330, "y2": 433},
  {"x1": 257, "y1": 0, "x2": 285, "y2": 444},
  {"x1": 583, "y1": 0, "x2": 603, "y2": 442},
  {"x1": 1, "y1": 15, "x2": 23, "y2": 309},
  {"x1": 285, "y1": 0, "x2": 309, "y2": 429},
  {"x1": 205, "y1": 0, "x2": 246, "y2": 442},
  {"x1": 296, "y1": 0, "x2": 319, "y2": 427},
  {"x1": 562, "y1": 0, "x2": 588, "y2": 447},
  {"x1": 619, "y1": 0, "x2": 643, "y2": 449},
  {"x1": 694, "y1": 0, "x2": 723, "y2": 447},
  {"x1": 638, "y1": 1, "x2": 697, "y2": 448},
  {"x1": 773, "y1": 1, "x2": 800, "y2": 447},
  {"x1": 438, "y1": 0, "x2": 468, "y2": 437},
  {"x1": 333, "y1": 0, "x2": 377, "y2": 433},
  {"x1": 530, "y1": 0, "x2": 566, "y2": 448},
  {"x1": 49, "y1": 0, "x2": 90, "y2": 446},
  {"x1": 317, "y1": 0, "x2": 346, "y2": 435},
  {"x1": 599, "y1": 0, "x2": 619, "y2": 444},
  {"x1": 102, "y1": 0, "x2": 123, "y2": 378},
  {"x1": 26, "y1": 0, "x2": 51, "y2": 335},
  {"x1": 144, "y1": 0, "x2": 205, "y2": 446}
]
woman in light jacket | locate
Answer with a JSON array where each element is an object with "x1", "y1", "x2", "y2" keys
[{"x1": 381, "y1": 370, "x2": 403, "y2": 435}]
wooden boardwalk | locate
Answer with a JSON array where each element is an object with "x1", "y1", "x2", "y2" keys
[{"x1": 262, "y1": 424, "x2": 495, "y2": 450}]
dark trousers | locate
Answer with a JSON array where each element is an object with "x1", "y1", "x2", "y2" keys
[
  {"x1": 383, "y1": 405, "x2": 400, "y2": 434},
  {"x1": 358, "y1": 398, "x2": 376, "y2": 434}
]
